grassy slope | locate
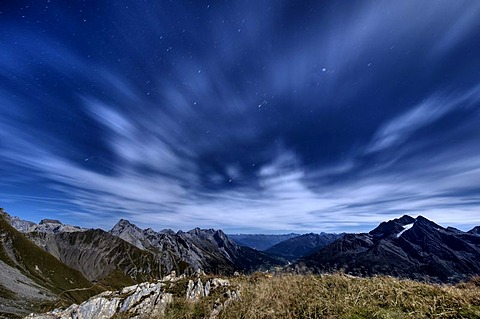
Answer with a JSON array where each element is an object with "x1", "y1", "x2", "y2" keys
[
  {"x1": 165, "y1": 273, "x2": 480, "y2": 319},
  {"x1": 0, "y1": 217, "x2": 104, "y2": 304}
]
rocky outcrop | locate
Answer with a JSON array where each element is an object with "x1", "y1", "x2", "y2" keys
[
  {"x1": 25, "y1": 281, "x2": 173, "y2": 319},
  {"x1": 185, "y1": 277, "x2": 232, "y2": 301},
  {"x1": 186, "y1": 278, "x2": 205, "y2": 300},
  {"x1": 184, "y1": 277, "x2": 239, "y2": 319},
  {"x1": 26, "y1": 276, "x2": 239, "y2": 319}
]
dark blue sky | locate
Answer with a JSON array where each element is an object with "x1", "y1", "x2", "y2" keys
[{"x1": 1, "y1": 1, "x2": 480, "y2": 233}]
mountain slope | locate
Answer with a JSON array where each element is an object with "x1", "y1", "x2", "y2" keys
[
  {"x1": 227, "y1": 233, "x2": 300, "y2": 250},
  {"x1": 26, "y1": 228, "x2": 188, "y2": 289},
  {"x1": 0, "y1": 213, "x2": 101, "y2": 318},
  {"x1": 110, "y1": 220, "x2": 285, "y2": 275},
  {"x1": 266, "y1": 232, "x2": 343, "y2": 260},
  {"x1": 294, "y1": 215, "x2": 480, "y2": 283}
]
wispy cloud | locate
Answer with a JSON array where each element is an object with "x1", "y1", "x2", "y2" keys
[
  {"x1": 367, "y1": 85, "x2": 480, "y2": 153},
  {"x1": 1, "y1": 1, "x2": 480, "y2": 233}
]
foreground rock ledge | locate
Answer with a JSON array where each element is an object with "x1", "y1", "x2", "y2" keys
[
  {"x1": 25, "y1": 274, "x2": 240, "y2": 319},
  {"x1": 25, "y1": 281, "x2": 173, "y2": 319}
]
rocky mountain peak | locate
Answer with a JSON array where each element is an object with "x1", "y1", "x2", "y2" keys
[
  {"x1": 468, "y1": 226, "x2": 480, "y2": 235},
  {"x1": 111, "y1": 218, "x2": 149, "y2": 236},
  {"x1": 187, "y1": 227, "x2": 216, "y2": 236},
  {"x1": 414, "y1": 215, "x2": 442, "y2": 229},
  {"x1": 109, "y1": 219, "x2": 148, "y2": 250},
  {"x1": 160, "y1": 228, "x2": 176, "y2": 235},
  {"x1": 369, "y1": 215, "x2": 416, "y2": 239},
  {"x1": 39, "y1": 218, "x2": 62, "y2": 225},
  {"x1": 112, "y1": 218, "x2": 135, "y2": 228},
  {"x1": 398, "y1": 214, "x2": 416, "y2": 225}
]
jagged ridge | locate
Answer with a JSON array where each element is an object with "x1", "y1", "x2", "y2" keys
[{"x1": 109, "y1": 219, "x2": 285, "y2": 275}]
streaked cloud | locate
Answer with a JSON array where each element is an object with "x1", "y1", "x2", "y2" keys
[{"x1": 1, "y1": 1, "x2": 480, "y2": 233}]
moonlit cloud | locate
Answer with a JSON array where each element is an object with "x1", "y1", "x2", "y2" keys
[
  {"x1": 367, "y1": 85, "x2": 480, "y2": 153},
  {"x1": 1, "y1": 1, "x2": 480, "y2": 233}
]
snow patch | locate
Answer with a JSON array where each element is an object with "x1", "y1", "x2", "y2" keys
[{"x1": 397, "y1": 223, "x2": 414, "y2": 238}]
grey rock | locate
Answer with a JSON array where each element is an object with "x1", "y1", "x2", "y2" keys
[
  {"x1": 194, "y1": 268, "x2": 206, "y2": 277},
  {"x1": 26, "y1": 281, "x2": 173, "y2": 319},
  {"x1": 162, "y1": 270, "x2": 176, "y2": 282},
  {"x1": 208, "y1": 287, "x2": 241, "y2": 319},
  {"x1": 204, "y1": 280, "x2": 211, "y2": 297},
  {"x1": 209, "y1": 298, "x2": 223, "y2": 319},
  {"x1": 186, "y1": 278, "x2": 204, "y2": 300},
  {"x1": 211, "y1": 278, "x2": 230, "y2": 288}
]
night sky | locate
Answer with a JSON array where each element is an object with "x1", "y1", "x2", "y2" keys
[{"x1": 1, "y1": 1, "x2": 480, "y2": 233}]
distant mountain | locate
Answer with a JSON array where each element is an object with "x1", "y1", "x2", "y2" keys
[
  {"x1": 0, "y1": 212, "x2": 102, "y2": 318},
  {"x1": 294, "y1": 215, "x2": 480, "y2": 283},
  {"x1": 5, "y1": 213, "x2": 85, "y2": 233},
  {"x1": 110, "y1": 219, "x2": 285, "y2": 275},
  {"x1": 265, "y1": 232, "x2": 344, "y2": 260},
  {"x1": 227, "y1": 233, "x2": 300, "y2": 250}
]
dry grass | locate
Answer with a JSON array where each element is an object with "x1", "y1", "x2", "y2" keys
[{"x1": 195, "y1": 273, "x2": 480, "y2": 319}]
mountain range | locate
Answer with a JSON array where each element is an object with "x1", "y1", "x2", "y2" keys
[{"x1": 3, "y1": 207, "x2": 480, "y2": 317}]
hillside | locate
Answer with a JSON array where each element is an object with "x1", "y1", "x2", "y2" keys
[
  {"x1": 26, "y1": 229, "x2": 175, "y2": 289},
  {"x1": 0, "y1": 213, "x2": 102, "y2": 318}
]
